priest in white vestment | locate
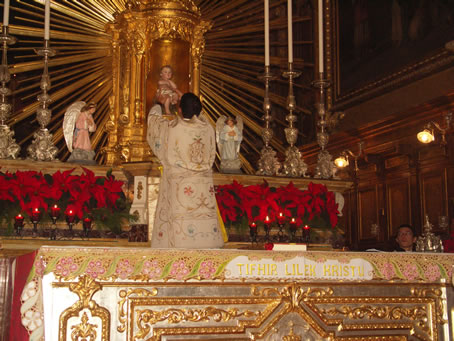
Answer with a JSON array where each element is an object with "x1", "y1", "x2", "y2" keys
[{"x1": 147, "y1": 93, "x2": 224, "y2": 248}]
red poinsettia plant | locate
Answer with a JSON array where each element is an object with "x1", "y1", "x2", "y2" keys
[
  {"x1": 0, "y1": 167, "x2": 134, "y2": 234},
  {"x1": 215, "y1": 181, "x2": 339, "y2": 231}
]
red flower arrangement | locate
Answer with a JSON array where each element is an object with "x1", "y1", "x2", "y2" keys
[
  {"x1": 443, "y1": 230, "x2": 454, "y2": 253},
  {"x1": 0, "y1": 167, "x2": 134, "y2": 234},
  {"x1": 216, "y1": 181, "x2": 339, "y2": 231}
]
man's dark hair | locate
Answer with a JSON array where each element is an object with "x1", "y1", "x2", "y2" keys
[
  {"x1": 180, "y1": 93, "x2": 202, "y2": 119},
  {"x1": 397, "y1": 224, "x2": 415, "y2": 236}
]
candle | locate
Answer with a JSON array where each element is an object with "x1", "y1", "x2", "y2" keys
[
  {"x1": 3, "y1": 0, "x2": 10, "y2": 27},
  {"x1": 15, "y1": 214, "x2": 24, "y2": 227},
  {"x1": 318, "y1": 0, "x2": 324, "y2": 73},
  {"x1": 303, "y1": 224, "x2": 310, "y2": 230},
  {"x1": 66, "y1": 209, "x2": 76, "y2": 224},
  {"x1": 249, "y1": 221, "x2": 257, "y2": 234},
  {"x1": 44, "y1": 0, "x2": 50, "y2": 40},
  {"x1": 50, "y1": 204, "x2": 61, "y2": 219},
  {"x1": 287, "y1": 0, "x2": 293, "y2": 63},
  {"x1": 264, "y1": 0, "x2": 270, "y2": 66},
  {"x1": 83, "y1": 217, "x2": 92, "y2": 229},
  {"x1": 277, "y1": 212, "x2": 285, "y2": 224},
  {"x1": 31, "y1": 208, "x2": 41, "y2": 222},
  {"x1": 265, "y1": 215, "x2": 270, "y2": 224}
]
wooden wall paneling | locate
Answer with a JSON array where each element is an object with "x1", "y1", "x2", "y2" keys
[
  {"x1": 386, "y1": 178, "x2": 412, "y2": 237},
  {"x1": 447, "y1": 166, "x2": 454, "y2": 233},
  {"x1": 357, "y1": 184, "x2": 380, "y2": 248},
  {"x1": 419, "y1": 168, "x2": 448, "y2": 234}
]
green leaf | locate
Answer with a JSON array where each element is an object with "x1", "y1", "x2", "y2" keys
[
  {"x1": 104, "y1": 257, "x2": 119, "y2": 277},
  {"x1": 71, "y1": 258, "x2": 91, "y2": 277},
  {"x1": 160, "y1": 260, "x2": 174, "y2": 279},
  {"x1": 415, "y1": 262, "x2": 425, "y2": 280},
  {"x1": 370, "y1": 262, "x2": 383, "y2": 278},
  {"x1": 391, "y1": 261, "x2": 405, "y2": 279},
  {"x1": 214, "y1": 260, "x2": 230, "y2": 277},
  {"x1": 132, "y1": 259, "x2": 145, "y2": 276},
  {"x1": 187, "y1": 259, "x2": 204, "y2": 278},
  {"x1": 43, "y1": 256, "x2": 61, "y2": 276},
  {"x1": 437, "y1": 263, "x2": 448, "y2": 279}
]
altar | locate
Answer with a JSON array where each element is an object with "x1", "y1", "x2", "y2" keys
[{"x1": 9, "y1": 246, "x2": 454, "y2": 340}]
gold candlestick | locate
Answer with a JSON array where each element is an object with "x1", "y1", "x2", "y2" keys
[
  {"x1": 313, "y1": 72, "x2": 334, "y2": 179},
  {"x1": 256, "y1": 66, "x2": 281, "y2": 176},
  {"x1": 280, "y1": 62, "x2": 307, "y2": 177},
  {"x1": 0, "y1": 25, "x2": 20, "y2": 159},
  {"x1": 27, "y1": 39, "x2": 58, "y2": 161}
]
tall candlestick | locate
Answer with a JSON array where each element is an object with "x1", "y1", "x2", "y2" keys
[
  {"x1": 318, "y1": 0, "x2": 324, "y2": 73},
  {"x1": 44, "y1": 0, "x2": 50, "y2": 40},
  {"x1": 264, "y1": 0, "x2": 270, "y2": 66},
  {"x1": 287, "y1": 0, "x2": 293, "y2": 63},
  {"x1": 3, "y1": 0, "x2": 10, "y2": 26}
]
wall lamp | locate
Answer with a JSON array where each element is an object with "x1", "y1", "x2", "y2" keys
[
  {"x1": 334, "y1": 141, "x2": 364, "y2": 172},
  {"x1": 417, "y1": 112, "x2": 452, "y2": 145}
]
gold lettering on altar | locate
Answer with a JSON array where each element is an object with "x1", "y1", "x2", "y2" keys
[{"x1": 230, "y1": 257, "x2": 371, "y2": 280}]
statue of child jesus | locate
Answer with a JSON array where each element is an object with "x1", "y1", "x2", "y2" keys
[{"x1": 155, "y1": 65, "x2": 183, "y2": 115}]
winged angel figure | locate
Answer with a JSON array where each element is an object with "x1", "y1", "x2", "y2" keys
[
  {"x1": 215, "y1": 115, "x2": 243, "y2": 173},
  {"x1": 63, "y1": 101, "x2": 97, "y2": 165}
]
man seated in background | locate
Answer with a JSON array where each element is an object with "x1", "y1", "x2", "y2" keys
[{"x1": 394, "y1": 224, "x2": 416, "y2": 252}]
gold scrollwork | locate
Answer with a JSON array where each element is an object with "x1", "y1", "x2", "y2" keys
[
  {"x1": 137, "y1": 181, "x2": 143, "y2": 200},
  {"x1": 71, "y1": 312, "x2": 97, "y2": 341},
  {"x1": 59, "y1": 276, "x2": 110, "y2": 341},
  {"x1": 412, "y1": 287, "x2": 448, "y2": 325},
  {"x1": 252, "y1": 284, "x2": 333, "y2": 308},
  {"x1": 321, "y1": 305, "x2": 429, "y2": 332},
  {"x1": 117, "y1": 288, "x2": 158, "y2": 333},
  {"x1": 136, "y1": 306, "x2": 259, "y2": 340}
]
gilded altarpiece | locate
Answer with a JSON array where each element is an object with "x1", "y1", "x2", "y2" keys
[
  {"x1": 21, "y1": 246, "x2": 454, "y2": 340},
  {"x1": 102, "y1": 0, "x2": 211, "y2": 166}
]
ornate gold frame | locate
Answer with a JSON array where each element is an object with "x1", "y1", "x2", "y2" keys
[{"x1": 102, "y1": 0, "x2": 211, "y2": 165}]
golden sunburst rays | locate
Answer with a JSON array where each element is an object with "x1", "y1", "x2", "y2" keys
[
  {"x1": 6, "y1": 0, "x2": 116, "y2": 163},
  {"x1": 5, "y1": 0, "x2": 315, "y2": 171},
  {"x1": 197, "y1": 0, "x2": 315, "y2": 174}
]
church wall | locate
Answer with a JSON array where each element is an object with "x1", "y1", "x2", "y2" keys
[{"x1": 300, "y1": 78, "x2": 454, "y2": 251}]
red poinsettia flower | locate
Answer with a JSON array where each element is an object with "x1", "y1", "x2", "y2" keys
[
  {"x1": 48, "y1": 169, "x2": 77, "y2": 200},
  {"x1": 216, "y1": 181, "x2": 245, "y2": 223},
  {"x1": 26, "y1": 174, "x2": 52, "y2": 211},
  {"x1": 240, "y1": 183, "x2": 279, "y2": 222},
  {"x1": 103, "y1": 176, "x2": 124, "y2": 207},
  {"x1": 7, "y1": 170, "x2": 47, "y2": 209},
  {"x1": 0, "y1": 174, "x2": 14, "y2": 202},
  {"x1": 325, "y1": 191, "x2": 339, "y2": 228}
]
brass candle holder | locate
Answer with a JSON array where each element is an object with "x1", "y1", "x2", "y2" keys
[
  {"x1": 312, "y1": 72, "x2": 335, "y2": 179},
  {"x1": 256, "y1": 66, "x2": 281, "y2": 176},
  {"x1": 27, "y1": 39, "x2": 58, "y2": 161},
  {"x1": 0, "y1": 25, "x2": 20, "y2": 159},
  {"x1": 280, "y1": 62, "x2": 307, "y2": 177}
]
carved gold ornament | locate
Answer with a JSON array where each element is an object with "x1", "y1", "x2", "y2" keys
[
  {"x1": 70, "y1": 312, "x2": 97, "y2": 341},
  {"x1": 59, "y1": 276, "x2": 110, "y2": 341}
]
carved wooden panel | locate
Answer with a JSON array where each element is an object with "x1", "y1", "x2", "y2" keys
[
  {"x1": 420, "y1": 169, "x2": 448, "y2": 233},
  {"x1": 387, "y1": 178, "x2": 411, "y2": 237},
  {"x1": 357, "y1": 186, "x2": 379, "y2": 241}
]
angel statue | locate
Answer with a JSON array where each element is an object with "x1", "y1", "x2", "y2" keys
[
  {"x1": 63, "y1": 101, "x2": 97, "y2": 165},
  {"x1": 216, "y1": 115, "x2": 243, "y2": 173}
]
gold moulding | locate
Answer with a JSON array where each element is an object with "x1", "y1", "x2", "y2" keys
[{"x1": 55, "y1": 278, "x2": 447, "y2": 340}]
